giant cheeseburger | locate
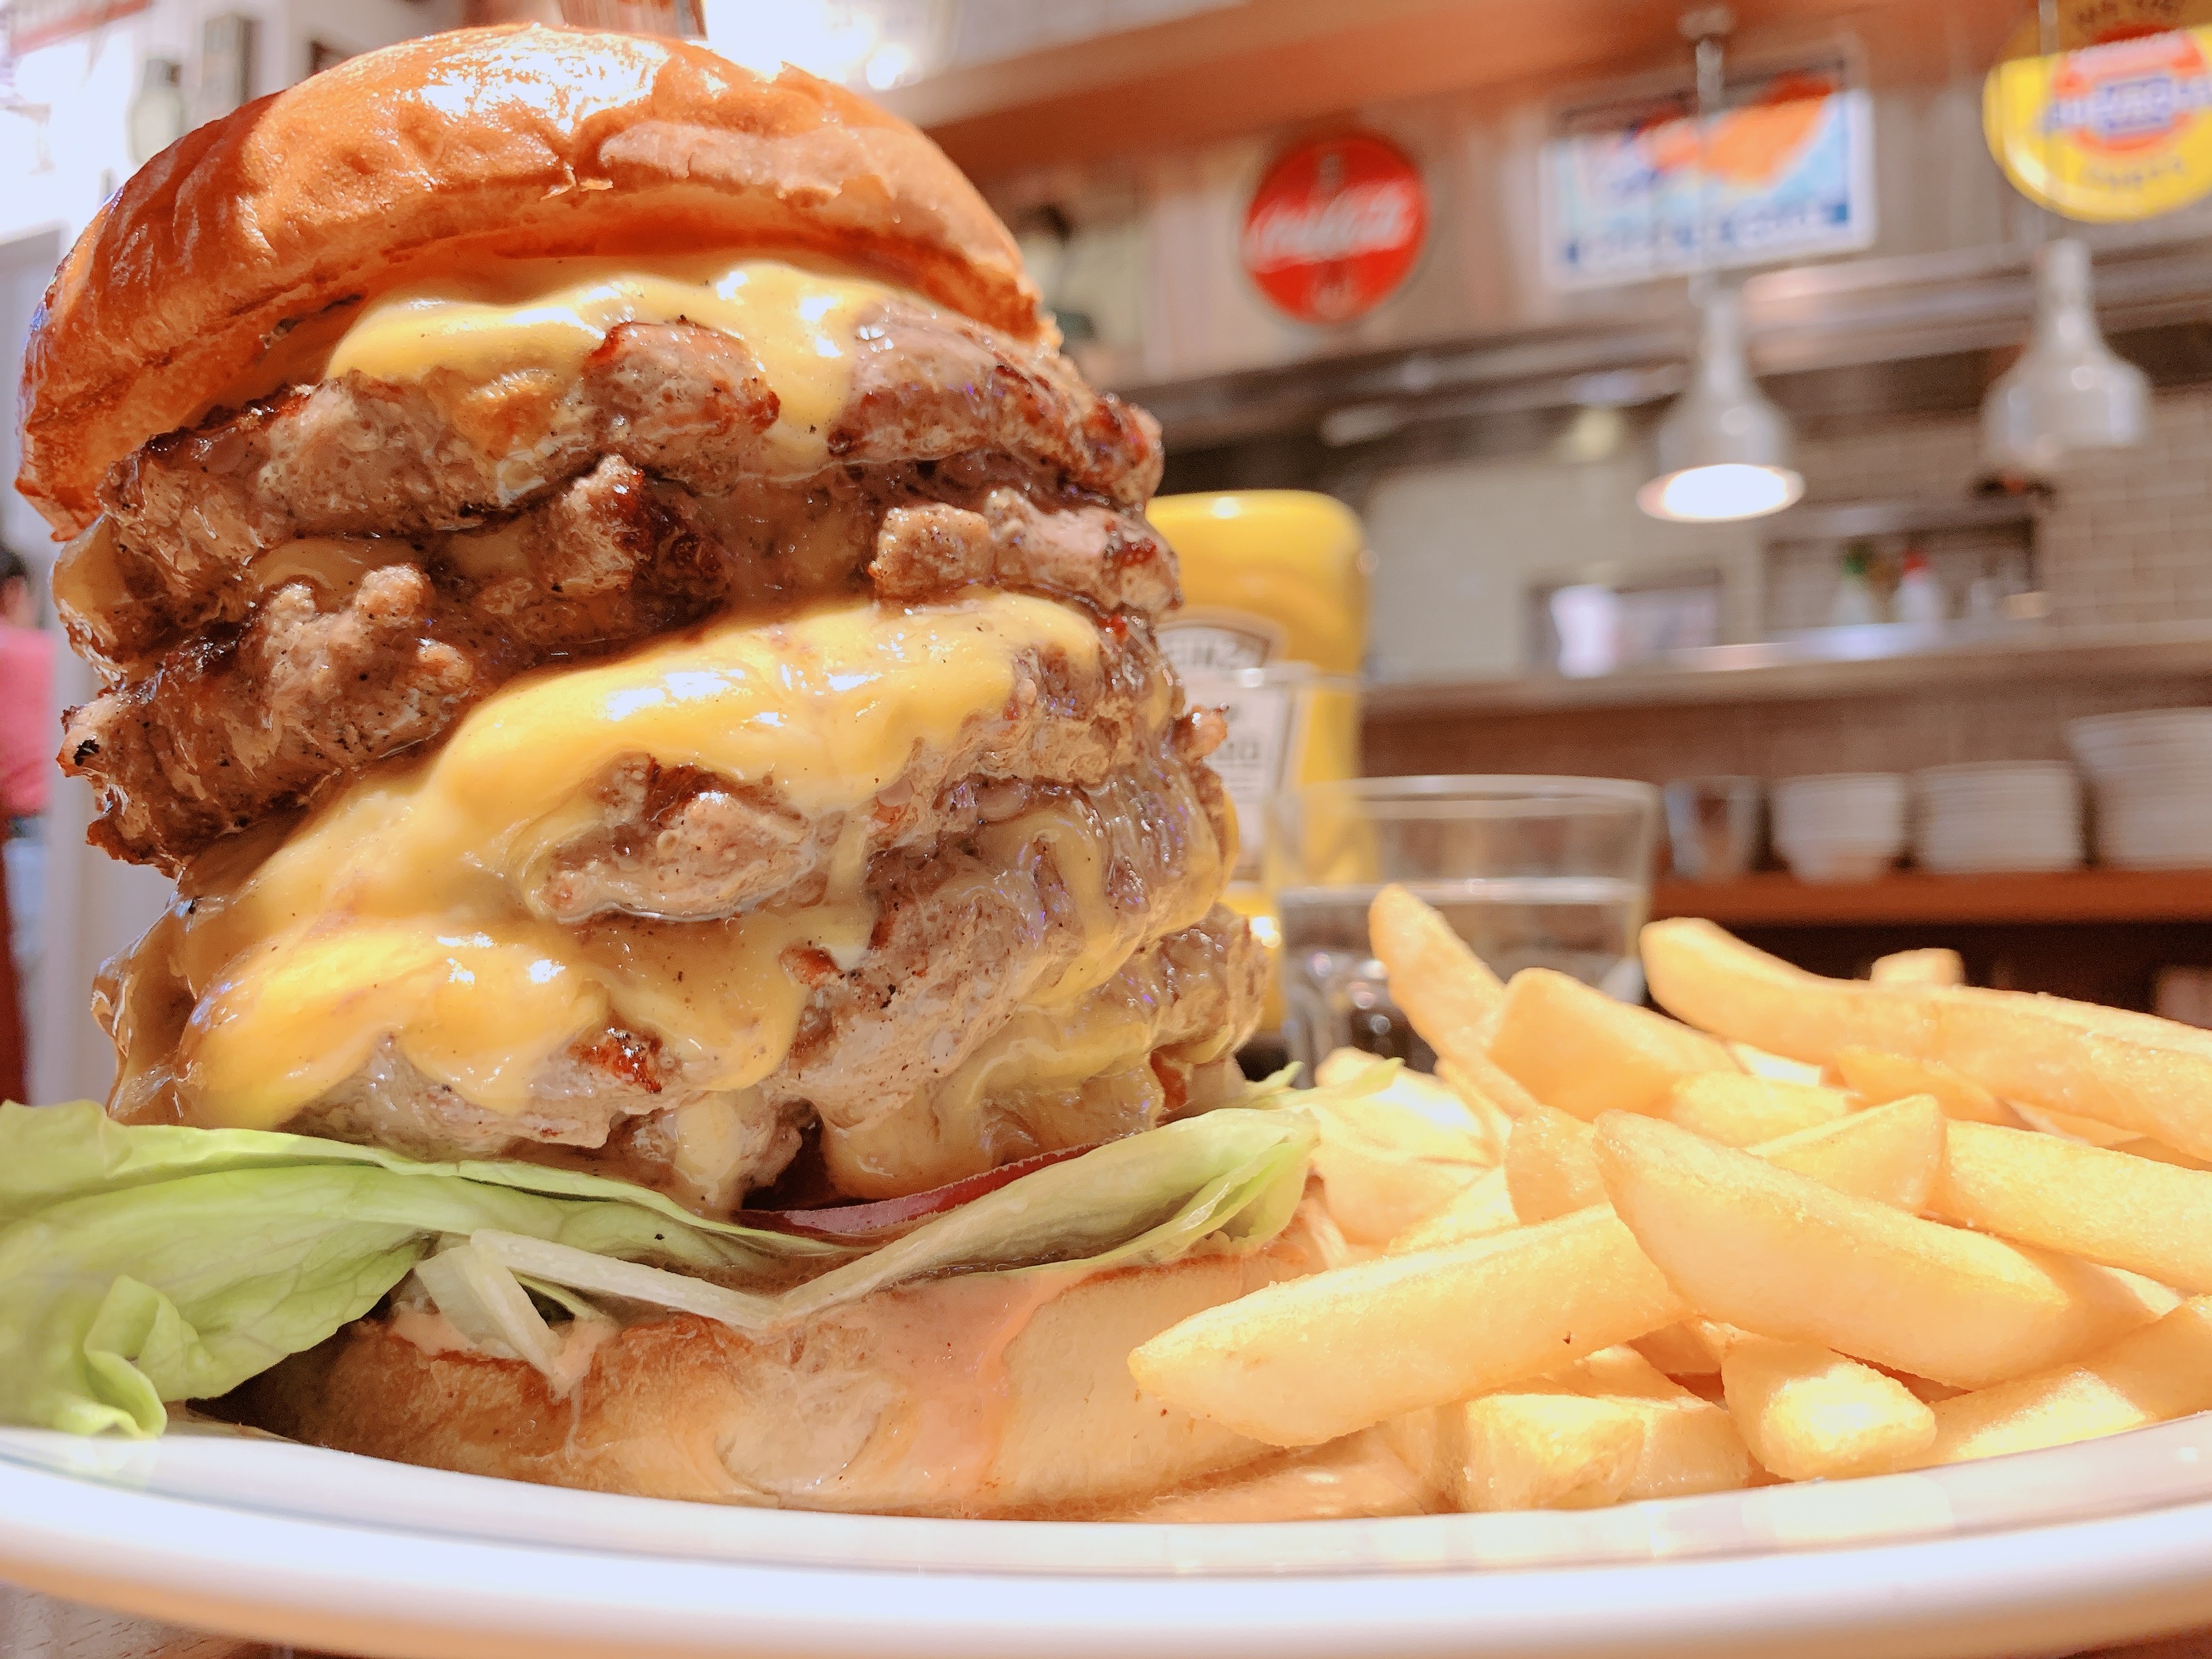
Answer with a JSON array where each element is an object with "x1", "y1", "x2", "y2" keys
[{"x1": 1, "y1": 25, "x2": 1356, "y2": 1517}]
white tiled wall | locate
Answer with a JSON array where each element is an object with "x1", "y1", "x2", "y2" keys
[
  {"x1": 1363, "y1": 384, "x2": 2212, "y2": 681},
  {"x1": 1362, "y1": 446, "x2": 1763, "y2": 682},
  {"x1": 2037, "y1": 389, "x2": 2212, "y2": 625},
  {"x1": 1793, "y1": 388, "x2": 2212, "y2": 629}
]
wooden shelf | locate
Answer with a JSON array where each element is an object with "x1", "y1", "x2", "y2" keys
[
  {"x1": 1651, "y1": 869, "x2": 2212, "y2": 927},
  {"x1": 1362, "y1": 619, "x2": 2212, "y2": 720}
]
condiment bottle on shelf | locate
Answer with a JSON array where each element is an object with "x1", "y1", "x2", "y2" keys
[
  {"x1": 1827, "y1": 542, "x2": 1886, "y2": 628},
  {"x1": 1894, "y1": 545, "x2": 1947, "y2": 627},
  {"x1": 1145, "y1": 492, "x2": 1370, "y2": 1033}
]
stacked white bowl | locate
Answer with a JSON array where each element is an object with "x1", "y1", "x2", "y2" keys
[
  {"x1": 1771, "y1": 773, "x2": 1908, "y2": 882},
  {"x1": 1912, "y1": 762, "x2": 2084, "y2": 873},
  {"x1": 2068, "y1": 708, "x2": 2212, "y2": 868}
]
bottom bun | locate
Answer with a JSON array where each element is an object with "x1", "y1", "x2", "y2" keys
[{"x1": 227, "y1": 1227, "x2": 1327, "y2": 1518}]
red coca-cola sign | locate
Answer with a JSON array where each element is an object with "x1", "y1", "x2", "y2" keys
[{"x1": 1240, "y1": 133, "x2": 1429, "y2": 324}]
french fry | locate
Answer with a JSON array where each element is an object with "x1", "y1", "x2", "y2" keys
[
  {"x1": 1505, "y1": 1094, "x2": 1946, "y2": 1229},
  {"x1": 1503, "y1": 1101, "x2": 1604, "y2": 1226},
  {"x1": 1832, "y1": 1047, "x2": 2020, "y2": 1127},
  {"x1": 1384, "y1": 1388, "x2": 1646, "y2": 1512},
  {"x1": 1753, "y1": 1098, "x2": 1946, "y2": 1214},
  {"x1": 1642, "y1": 918, "x2": 1898, "y2": 1063},
  {"x1": 1136, "y1": 909, "x2": 2212, "y2": 1508},
  {"x1": 1632, "y1": 1320, "x2": 1729, "y2": 1378},
  {"x1": 1436, "y1": 1051, "x2": 1541, "y2": 1117},
  {"x1": 1594, "y1": 1112, "x2": 2159, "y2": 1388},
  {"x1": 1642, "y1": 918, "x2": 2212, "y2": 1159},
  {"x1": 1309, "y1": 1052, "x2": 1504, "y2": 1141},
  {"x1": 2111, "y1": 1135, "x2": 2212, "y2": 1171},
  {"x1": 1729, "y1": 1041, "x2": 1826, "y2": 1084},
  {"x1": 1129, "y1": 1205, "x2": 1688, "y2": 1446},
  {"x1": 1898, "y1": 1374, "x2": 1967, "y2": 1404},
  {"x1": 1139, "y1": 1095, "x2": 1957, "y2": 1445},
  {"x1": 1667, "y1": 1073, "x2": 1856, "y2": 1147},
  {"x1": 1369, "y1": 884, "x2": 1505, "y2": 1071},
  {"x1": 1935, "y1": 1121, "x2": 2212, "y2": 1293},
  {"x1": 1428, "y1": 1058, "x2": 1522, "y2": 1154},
  {"x1": 1374, "y1": 1064, "x2": 1506, "y2": 1156},
  {"x1": 1386, "y1": 1165, "x2": 1519, "y2": 1253},
  {"x1": 1313, "y1": 1047, "x2": 1385, "y2": 1089},
  {"x1": 1305, "y1": 1092, "x2": 1495, "y2": 1247},
  {"x1": 2006, "y1": 1100, "x2": 2140, "y2": 1148},
  {"x1": 1871, "y1": 948, "x2": 1965, "y2": 988},
  {"x1": 1578, "y1": 1346, "x2": 1757, "y2": 1502},
  {"x1": 1719, "y1": 1335, "x2": 1936, "y2": 1479},
  {"x1": 1385, "y1": 1346, "x2": 1753, "y2": 1511},
  {"x1": 1917, "y1": 1296, "x2": 2212, "y2": 1465},
  {"x1": 1488, "y1": 968, "x2": 1737, "y2": 1120}
]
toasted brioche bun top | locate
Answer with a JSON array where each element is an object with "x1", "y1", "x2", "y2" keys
[{"x1": 17, "y1": 25, "x2": 1044, "y2": 535}]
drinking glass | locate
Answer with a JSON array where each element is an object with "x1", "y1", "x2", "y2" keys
[{"x1": 1266, "y1": 775, "x2": 1659, "y2": 1076}]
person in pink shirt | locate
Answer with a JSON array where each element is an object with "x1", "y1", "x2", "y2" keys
[
  {"x1": 1, "y1": 548, "x2": 51, "y2": 824},
  {"x1": 2, "y1": 545, "x2": 51, "y2": 1082}
]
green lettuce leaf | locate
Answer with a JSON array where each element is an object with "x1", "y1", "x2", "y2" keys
[{"x1": 0, "y1": 1099, "x2": 1316, "y2": 1439}]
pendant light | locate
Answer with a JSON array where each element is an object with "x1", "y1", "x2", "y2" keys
[
  {"x1": 1638, "y1": 8, "x2": 1805, "y2": 524},
  {"x1": 1980, "y1": 0, "x2": 2147, "y2": 478},
  {"x1": 1637, "y1": 286, "x2": 1804, "y2": 521},
  {"x1": 1980, "y1": 240, "x2": 2147, "y2": 475}
]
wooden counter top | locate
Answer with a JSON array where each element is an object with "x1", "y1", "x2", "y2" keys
[{"x1": 1651, "y1": 868, "x2": 2212, "y2": 927}]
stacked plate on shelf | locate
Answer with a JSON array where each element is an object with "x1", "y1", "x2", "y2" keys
[
  {"x1": 2068, "y1": 708, "x2": 2212, "y2": 869},
  {"x1": 1770, "y1": 773, "x2": 1907, "y2": 883},
  {"x1": 1912, "y1": 762, "x2": 2084, "y2": 873}
]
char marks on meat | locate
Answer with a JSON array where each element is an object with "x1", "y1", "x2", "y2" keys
[
  {"x1": 531, "y1": 638, "x2": 1200, "y2": 928},
  {"x1": 187, "y1": 750, "x2": 1252, "y2": 1210},
  {"x1": 65, "y1": 452, "x2": 1181, "y2": 869},
  {"x1": 81, "y1": 274, "x2": 1253, "y2": 1216},
  {"x1": 65, "y1": 301, "x2": 1172, "y2": 869},
  {"x1": 98, "y1": 307, "x2": 1159, "y2": 606},
  {"x1": 827, "y1": 300, "x2": 1161, "y2": 506}
]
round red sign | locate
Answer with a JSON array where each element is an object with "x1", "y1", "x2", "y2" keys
[{"x1": 1240, "y1": 133, "x2": 1429, "y2": 324}]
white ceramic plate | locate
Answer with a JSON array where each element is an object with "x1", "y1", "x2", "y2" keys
[{"x1": 12, "y1": 1416, "x2": 2212, "y2": 1659}]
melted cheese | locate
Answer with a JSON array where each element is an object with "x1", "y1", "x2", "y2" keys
[
  {"x1": 324, "y1": 257, "x2": 909, "y2": 472},
  {"x1": 174, "y1": 592, "x2": 1104, "y2": 1131},
  {"x1": 248, "y1": 537, "x2": 391, "y2": 602}
]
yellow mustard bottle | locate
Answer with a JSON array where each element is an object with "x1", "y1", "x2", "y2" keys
[{"x1": 1147, "y1": 492, "x2": 1369, "y2": 1035}]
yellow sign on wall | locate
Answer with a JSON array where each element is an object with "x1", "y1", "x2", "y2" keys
[{"x1": 1986, "y1": 18, "x2": 2212, "y2": 220}]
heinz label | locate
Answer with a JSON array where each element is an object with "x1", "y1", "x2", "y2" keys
[
  {"x1": 1240, "y1": 134, "x2": 1429, "y2": 324},
  {"x1": 1987, "y1": 23, "x2": 2212, "y2": 220}
]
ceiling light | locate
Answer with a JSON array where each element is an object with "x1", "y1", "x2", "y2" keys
[
  {"x1": 864, "y1": 41, "x2": 917, "y2": 89},
  {"x1": 1981, "y1": 237, "x2": 2148, "y2": 477},
  {"x1": 1637, "y1": 287, "x2": 1804, "y2": 522}
]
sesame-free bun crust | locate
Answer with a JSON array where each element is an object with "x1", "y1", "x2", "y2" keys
[
  {"x1": 18, "y1": 25, "x2": 1045, "y2": 535},
  {"x1": 227, "y1": 1239, "x2": 1323, "y2": 1518}
]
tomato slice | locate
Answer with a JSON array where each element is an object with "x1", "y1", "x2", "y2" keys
[{"x1": 741, "y1": 1141, "x2": 1101, "y2": 1243}]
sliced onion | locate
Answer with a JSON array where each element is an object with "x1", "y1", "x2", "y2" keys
[
  {"x1": 470, "y1": 1230, "x2": 779, "y2": 1331},
  {"x1": 515, "y1": 1274, "x2": 605, "y2": 1324},
  {"x1": 742, "y1": 1140, "x2": 1101, "y2": 1242},
  {"x1": 412, "y1": 1243, "x2": 561, "y2": 1376}
]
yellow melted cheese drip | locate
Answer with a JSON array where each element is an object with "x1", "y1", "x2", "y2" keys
[
  {"x1": 174, "y1": 592, "x2": 1104, "y2": 1131},
  {"x1": 324, "y1": 257, "x2": 913, "y2": 471}
]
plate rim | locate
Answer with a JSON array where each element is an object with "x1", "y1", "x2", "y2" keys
[
  {"x1": 15, "y1": 1417, "x2": 2212, "y2": 1659},
  {"x1": 11, "y1": 1448, "x2": 2212, "y2": 1659}
]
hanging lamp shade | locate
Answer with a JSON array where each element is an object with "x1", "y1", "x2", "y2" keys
[
  {"x1": 1981, "y1": 237, "x2": 2148, "y2": 477},
  {"x1": 1637, "y1": 288, "x2": 1804, "y2": 522}
]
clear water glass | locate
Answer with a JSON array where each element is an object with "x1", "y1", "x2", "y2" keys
[{"x1": 1267, "y1": 775, "x2": 1659, "y2": 1076}]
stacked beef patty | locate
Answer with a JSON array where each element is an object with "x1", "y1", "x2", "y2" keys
[{"x1": 40, "y1": 196, "x2": 1259, "y2": 1220}]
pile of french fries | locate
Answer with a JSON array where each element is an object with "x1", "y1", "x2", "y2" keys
[{"x1": 1129, "y1": 891, "x2": 2212, "y2": 1512}]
